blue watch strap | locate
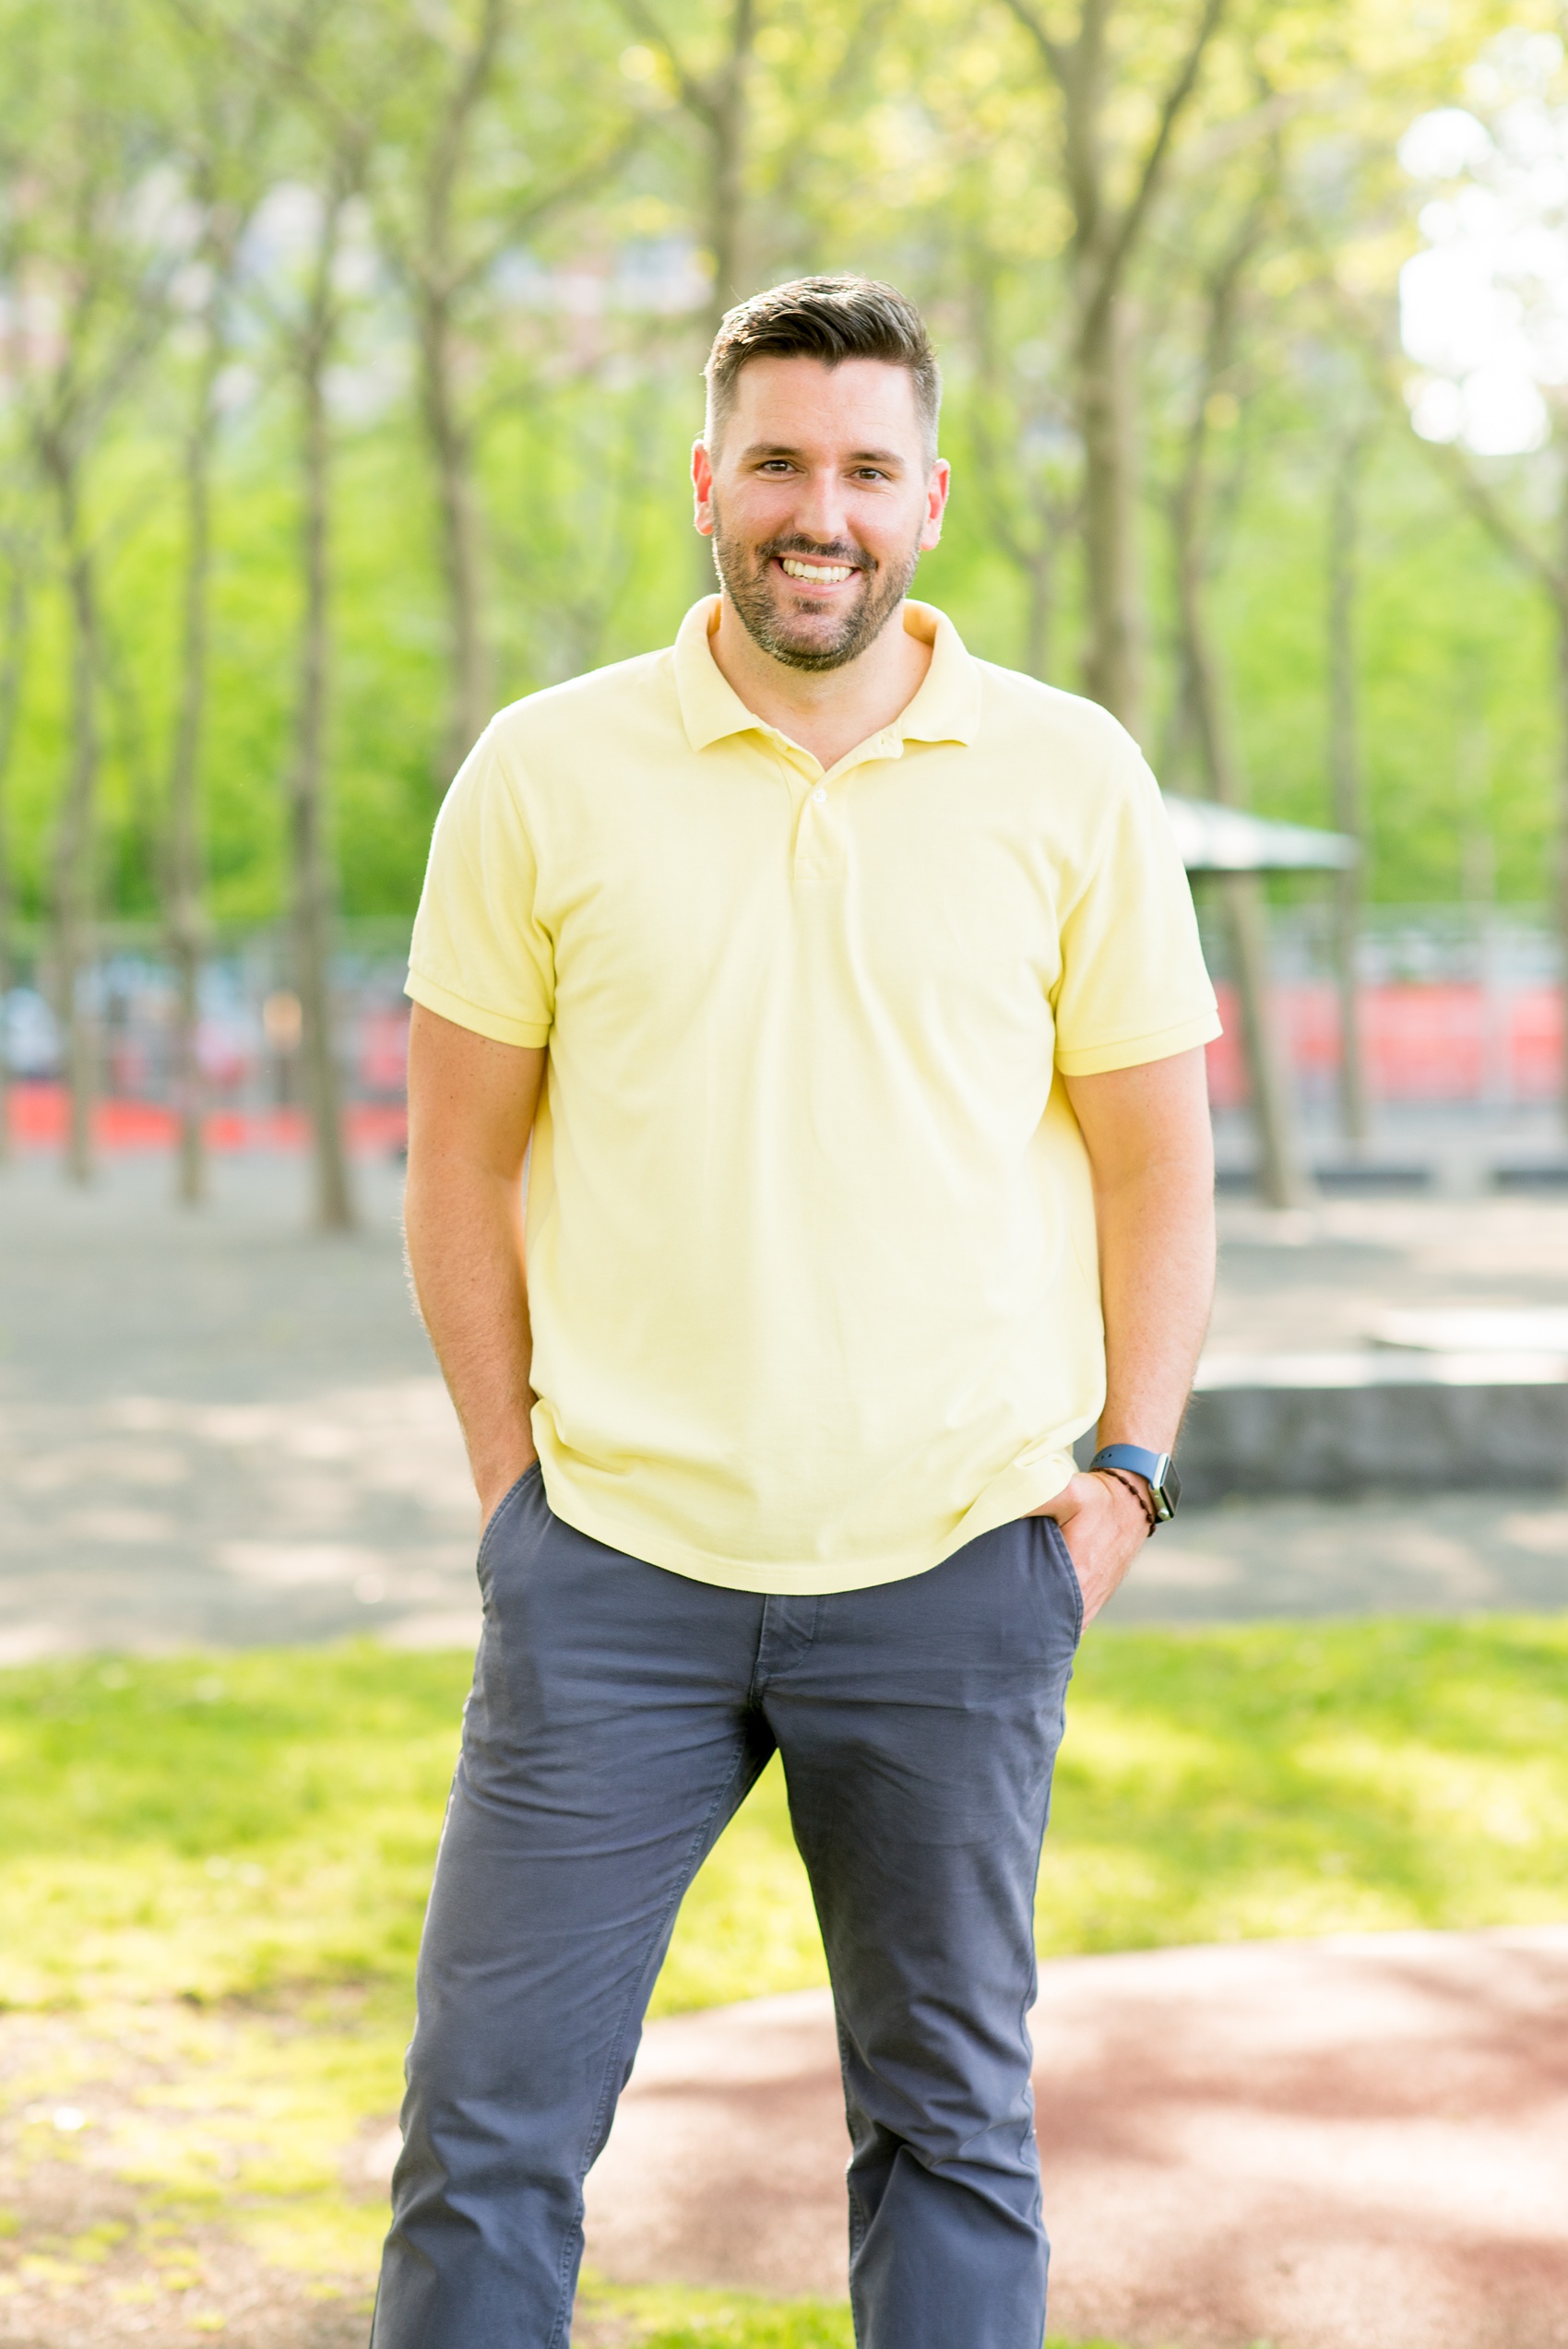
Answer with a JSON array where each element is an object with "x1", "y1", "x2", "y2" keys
[{"x1": 1089, "y1": 1443, "x2": 1178, "y2": 1521}]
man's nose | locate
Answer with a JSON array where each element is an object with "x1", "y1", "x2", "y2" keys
[{"x1": 788, "y1": 470, "x2": 854, "y2": 549}]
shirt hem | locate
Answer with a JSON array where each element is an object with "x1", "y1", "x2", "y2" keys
[
  {"x1": 405, "y1": 970, "x2": 552, "y2": 1049},
  {"x1": 1054, "y1": 1008, "x2": 1221, "y2": 1078},
  {"x1": 539, "y1": 1452, "x2": 1082, "y2": 1596}
]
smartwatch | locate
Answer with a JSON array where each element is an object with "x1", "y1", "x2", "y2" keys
[{"x1": 1089, "y1": 1444, "x2": 1181, "y2": 1524}]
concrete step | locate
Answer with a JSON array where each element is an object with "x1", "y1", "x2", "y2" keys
[{"x1": 1168, "y1": 1353, "x2": 1568, "y2": 1503}]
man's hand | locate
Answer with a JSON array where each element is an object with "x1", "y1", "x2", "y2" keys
[
  {"x1": 1033, "y1": 1471, "x2": 1151, "y2": 1626},
  {"x1": 478, "y1": 1453, "x2": 537, "y2": 1533}
]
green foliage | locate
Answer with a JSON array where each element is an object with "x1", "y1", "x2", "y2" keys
[{"x1": 0, "y1": 0, "x2": 1548, "y2": 939}]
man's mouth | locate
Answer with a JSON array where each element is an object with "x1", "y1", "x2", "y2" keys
[{"x1": 778, "y1": 556, "x2": 860, "y2": 586}]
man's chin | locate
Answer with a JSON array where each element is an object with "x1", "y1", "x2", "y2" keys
[
  {"x1": 754, "y1": 589, "x2": 873, "y2": 670},
  {"x1": 763, "y1": 622, "x2": 864, "y2": 670}
]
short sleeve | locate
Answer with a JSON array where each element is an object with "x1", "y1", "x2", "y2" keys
[
  {"x1": 405, "y1": 723, "x2": 554, "y2": 1048},
  {"x1": 1051, "y1": 736, "x2": 1221, "y2": 1076}
]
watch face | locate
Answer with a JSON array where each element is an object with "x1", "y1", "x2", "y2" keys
[{"x1": 1158, "y1": 1460, "x2": 1182, "y2": 1515}]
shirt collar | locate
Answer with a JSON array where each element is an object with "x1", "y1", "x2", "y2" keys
[{"x1": 673, "y1": 595, "x2": 981, "y2": 756}]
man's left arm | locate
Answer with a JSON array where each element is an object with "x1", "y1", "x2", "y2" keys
[{"x1": 1037, "y1": 1046, "x2": 1217, "y2": 1623}]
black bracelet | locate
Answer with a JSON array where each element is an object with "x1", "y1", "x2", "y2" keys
[{"x1": 1098, "y1": 1465, "x2": 1158, "y2": 1534}]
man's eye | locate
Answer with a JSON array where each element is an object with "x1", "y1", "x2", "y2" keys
[{"x1": 854, "y1": 468, "x2": 890, "y2": 481}]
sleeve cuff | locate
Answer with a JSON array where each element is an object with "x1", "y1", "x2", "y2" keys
[
  {"x1": 406, "y1": 970, "x2": 552, "y2": 1050},
  {"x1": 1054, "y1": 1008, "x2": 1222, "y2": 1078}
]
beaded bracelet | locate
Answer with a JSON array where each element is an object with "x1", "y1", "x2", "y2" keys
[{"x1": 1097, "y1": 1465, "x2": 1158, "y2": 1535}]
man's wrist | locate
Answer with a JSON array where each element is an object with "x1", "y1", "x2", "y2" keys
[
  {"x1": 477, "y1": 1446, "x2": 539, "y2": 1513},
  {"x1": 1089, "y1": 1442, "x2": 1180, "y2": 1523},
  {"x1": 1093, "y1": 1465, "x2": 1158, "y2": 1534}
]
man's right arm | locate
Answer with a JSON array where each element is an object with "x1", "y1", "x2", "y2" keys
[{"x1": 404, "y1": 1002, "x2": 547, "y2": 1526}]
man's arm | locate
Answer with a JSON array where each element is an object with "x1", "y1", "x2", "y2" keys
[
  {"x1": 1037, "y1": 1046, "x2": 1216, "y2": 1622},
  {"x1": 404, "y1": 1002, "x2": 547, "y2": 1525}
]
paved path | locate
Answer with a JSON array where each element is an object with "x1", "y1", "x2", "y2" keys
[
  {"x1": 2, "y1": 1160, "x2": 1568, "y2": 1654},
  {"x1": 583, "y1": 1926, "x2": 1568, "y2": 2349},
  {"x1": 1208, "y1": 1193, "x2": 1568, "y2": 1352},
  {"x1": 0, "y1": 1155, "x2": 480, "y2": 1659}
]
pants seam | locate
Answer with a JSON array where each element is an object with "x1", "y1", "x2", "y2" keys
[{"x1": 543, "y1": 1732, "x2": 759, "y2": 2349}]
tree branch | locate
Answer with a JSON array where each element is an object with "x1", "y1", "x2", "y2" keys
[
  {"x1": 613, "y1": 0, "x2": 719, "y2": 131},
  {"x1": 1095, "y1": 0, "x2": 1229, "y2": 314},
  {"x1": 996, "y1": 0, "x2": 1069, "y2": 91},
  {"x1": 1289, "y1": 201, "x2": 1565, "y2": 607}
]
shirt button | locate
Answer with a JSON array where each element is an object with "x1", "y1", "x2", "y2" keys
[{"x1": 812, "y1": 787, "x2": 827, "y2": 804}]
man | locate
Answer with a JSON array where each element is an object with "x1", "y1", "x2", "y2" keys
[{"x1": 373, "y1": 276, "x2": 1218, "y2": 2349}]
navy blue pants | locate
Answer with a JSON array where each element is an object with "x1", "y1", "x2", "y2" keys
[{"x1": 370, "y1": 1465, "x2": 1083, "y2": 2349}]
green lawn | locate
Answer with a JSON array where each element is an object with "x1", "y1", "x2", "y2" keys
[{"x1": 2, "y1": 1618, "x2": 1565, "y2": 2333}]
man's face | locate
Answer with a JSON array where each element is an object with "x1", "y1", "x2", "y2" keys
[{"x1": 692, "y1": 357, "x2": 949, "y2": 673}]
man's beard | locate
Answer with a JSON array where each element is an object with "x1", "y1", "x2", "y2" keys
[{"x1": 710, "y1": 505, "x2": 922, "y2": 673}]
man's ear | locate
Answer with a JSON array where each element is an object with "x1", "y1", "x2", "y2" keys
[
  {"x1": 919, "y1": 457, "x2": 951, "y2": 552},
  {"x1": 692, "y1": 439, "x2": 716, "y2": 540}
]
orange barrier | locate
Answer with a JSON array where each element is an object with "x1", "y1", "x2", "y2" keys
[
  {"x1": 4, "y1": 1086, "x2": 407, "y2": 1156},
  {"x1": 1206, "y1": 980, "x2": 1564, "y2": 1108}
]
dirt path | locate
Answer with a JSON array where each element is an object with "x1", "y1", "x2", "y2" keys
[{"x1": 585, "y1": 1924, "x2": 1568, "y2": 2349}]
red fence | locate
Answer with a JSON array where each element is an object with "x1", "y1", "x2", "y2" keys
[
  {"x1": 5, "y1": 1088, "x2": 408, "y2": 1156},
  {"x1": 1206, "y1": 982, "x2": 1564, "y2": 1109},
  {"x1": 8, "y1": 983, "x2": 1565, "y2": 1145}
]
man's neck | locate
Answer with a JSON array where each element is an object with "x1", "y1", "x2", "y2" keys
[{"x1": 707, "y1": 594, "x2": 933, "y2": 773}]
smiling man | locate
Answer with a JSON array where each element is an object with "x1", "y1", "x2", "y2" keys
[{"x1": 372, "y1": 278, "x2": 1219, "y2": 2349}]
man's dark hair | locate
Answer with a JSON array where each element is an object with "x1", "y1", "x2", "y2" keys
[{"x1": 704, "y1": 276, "x2": 941, "y2": 464}]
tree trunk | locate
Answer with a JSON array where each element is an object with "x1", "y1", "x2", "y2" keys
[
  {"x1": 691, "y1": 0, "x2": 755, "y2": 598},
  {"x1": 1556, "y1": 592, "x2": 1568, "y2": 1134},
  {"x1": 167, "y1": 350, "x2": 220, "y2": 1207},
  {"x1": 1214, "y1": 872, "x2": 1306, "y2": 1208},
  {"x1": 1020, "y1": 552, "x2": 1052, "y2": 685},
  {"x1": 419, "y1": 285, "x2": 491, "y2": 790},
  {"x1": 1076, "y1": 289, "x2": 1144, "y2": 735},
  {"x1": 706, "y1": 0, "x2": 754, "y2": 334},
  {"x1": 289, "y1": 225, "x2": 355, "y2": 1235},
  {"x1": 45, "y1": 455, "x2": 102, "y2": 1189},
  {"x1": 1174, "y1": 465, "x2": 1309, "y2": 1209},
  {"x1": 0, "y1": 566, "x2": 26, "y2": 1169},
  {"x1": 1327, "y1": 447, "x2": 1369, "y2": 1149}
]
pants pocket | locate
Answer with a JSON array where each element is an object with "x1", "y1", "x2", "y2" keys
[
  {"x1": 476, "y1": 1460, "x2": 543, "y2": 1584},
  {"x1": 1038, "y1": 1513, "x2": 1085, "y2": 1645}
]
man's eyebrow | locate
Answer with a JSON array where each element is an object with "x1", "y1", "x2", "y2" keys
[{"x1": 740, "y1": 442, "x2": 909, "y2": 467}]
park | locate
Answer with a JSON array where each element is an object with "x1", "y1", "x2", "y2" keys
[{"x1": 3, "y1": 3, "x2": 1568, "y2": 2345}]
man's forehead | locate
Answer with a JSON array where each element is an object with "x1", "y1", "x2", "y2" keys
[
  {"x1": 737, "y1": 436, "x2": 909, "y2": 469},
  {"x1": 725, "y1": 355, "x2": 924, "y2": 449}
]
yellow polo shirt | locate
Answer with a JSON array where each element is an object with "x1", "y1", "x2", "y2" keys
[{"x1": 407, "y1": 598, "x2": 1219, "y2": 1595}]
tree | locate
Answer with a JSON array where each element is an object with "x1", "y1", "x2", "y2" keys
[
  {"x1": 617, "y1": 0, "x2": 757, "y2": 338},
  {"x1": 1325, "y1": 415, "x2": 1372, "y2": 1147},
  {"x1": 0, "y1": 526, "x2": 30, "y2": 1169},
  {"x1": 0, "y1": 0, "x2": 175, "y2": 1184},
  {"x1": 1158, "y1": 157, "x2": 1309, "y2": 1206},
  {"x1": 280, "y1": 161, "x2": 367, "y2": 1233},
  {"x1": 372, "y1": 0, "x2": 637, "y2": 790},
  {"x1": 959, "y1": 244, "x2": 1080, "y2": 682},
  {"x1": 159, "y1": 0, "x2": 317, "y2": 1205},
  {"x1": 1340, "y1": 37, "x2": 1568, "y2": 1114},
  {"x1": 997, "y1": 0, "x2": 1232, "y2": 739}
]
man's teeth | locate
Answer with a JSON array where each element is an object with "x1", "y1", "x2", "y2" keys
[{"x1": 781, "y1": 558, "x2": 855, "y2": 584}]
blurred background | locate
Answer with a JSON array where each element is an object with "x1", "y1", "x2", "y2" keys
[
  {"x1": 5, "y1": 8, "x2": 1568, "y2": 2348},
  {"x1": 3, "y1": 0, "x2": 1568, "y2": 1210}
]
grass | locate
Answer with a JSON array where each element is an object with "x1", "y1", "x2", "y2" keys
[
  {"x1": 576, "y1": 2282, "x2": 1122, "y2": 2348},
  {"x1": 2, "y1": 1619, "x2": 1566, "y2": 2331}
]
